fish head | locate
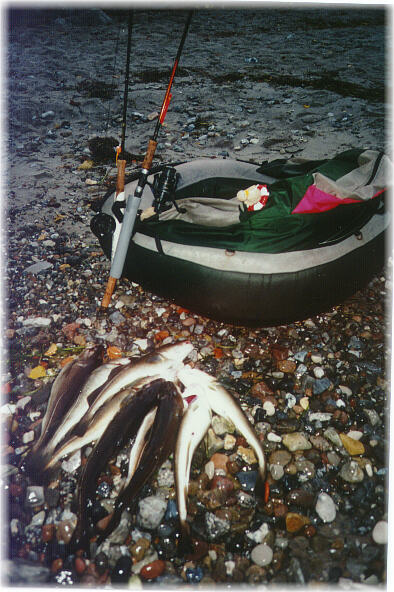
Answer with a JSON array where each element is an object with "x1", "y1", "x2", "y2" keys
[
  {"x1": 78, "y1": 343, "x2": 105, "y2": 364},
  {"x1": 157, "y1": 341, "x2": 194, "y2": 362},
  {"x1": 177, "y1": 366, "x2": 215, "y2": 389}
]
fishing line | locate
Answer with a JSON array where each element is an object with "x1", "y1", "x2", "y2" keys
[{"x1": 103, "y1": 20, "x2": 122, "y2": 136}]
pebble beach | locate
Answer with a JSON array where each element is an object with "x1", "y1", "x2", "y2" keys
[{"x1": 2, "y1": 5, "x2": 390, "y2": 589}]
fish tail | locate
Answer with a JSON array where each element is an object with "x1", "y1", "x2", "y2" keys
[
  {"x1": 95, "y1": 506, "x2": 124, "y2": 546},
  {"x1": 177, "y1": 521, "x2": 193, "y2": 556}
]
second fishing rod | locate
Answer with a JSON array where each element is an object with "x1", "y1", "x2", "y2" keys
[{"x1": 102, "y1": 11, "x2": 193, "y2": 308}]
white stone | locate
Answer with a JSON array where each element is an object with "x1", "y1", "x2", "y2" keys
[
  {"x1": 285, "y1": 393, "x2": 297, "y2": 408},
  {"x1": 300, "y1": 397, "x2": 309, "y2": 410},
  {"x1": 224, "y1": 434, "x2": 236, "y2": 450},
  {"x1": 339, "y1": 385, "x2": 352, "y2": 397},
  {"x1": 251, "y1": 543, "x2": 273, "y2": 567},
  {"x1": 311, "y1": 354, "x2": 323, "y2": 364},
  {"x1": 347, "y1": 430, "x2": 363, "y2": 440},
  {"x1": 247, "y1": 522, "x2": 269, "y2": 543},
  {"x1": 263, "y1": 401, "x2": 276, "y2": 416},
  {"x1": 1, "y1": 403, "x2": 16, "y2": 416},
  {"x1": 134, "y1": 338, "x2": 148, "y2": 351},
  {"x1": 16, "y1": 396, "x2": 31, "y2": 410},
  {"x1": 315, "y1": 492, "x2": 336, "y2": 523},
  {"x1": 309, "y1": 412, "x2": 332, "y2": 422},
  {"x1": 137, "y1": 496, "x2": 167, "y2": 530},
  {"x1": 157, "y1": 466, "x2": 174, "y2": 488},
  {"x1": 22, "y1": 430, "x2": 35, "y2": 444},
  {"x1": 61, "y1": 450, "x2": 81, "y2": 473},
  {"x1": 372, "y1": 520, "x2": 388, "y2": 544},
  {"x1": 267, "y1": 432, "x2": 282, "y2": 443},
  {"x1": 205, "y1": 461, "x2": 215, "y2": 480},
  {"x1": 23, "y1": 317, "x2": 51, "y2": 328},
  {"x1": 313, "y1": 367, "x2": 325, "y2": 378},
  {"x1": 225, "y1": 560, "x2": 235, "y2": 576}
]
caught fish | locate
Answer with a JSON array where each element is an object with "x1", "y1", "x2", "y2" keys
[
  {"x1": 177, "y1": 367, "x2": 266, "y2": 482},
  {"x1": 76, "y1": 341, "x2": 193, "y2": 434},
  {"x1": 175, "y1": 386, "x2": 212, "y2": 544},
  {"x1": 43, "y1": 357, "x2": 130, "y2": 456},
  {"x1": 24, "y1": 344, "x2": 104, "y2": 476},
  {"x1": 96, "y1": 380, "x2": 184, "y2": 544},
  {"x1": 44, "y1": 375, "x2": 160, "y2": 472},
  {"x1": 73, "y1": 379, "x2": 168, "y2": 546}
]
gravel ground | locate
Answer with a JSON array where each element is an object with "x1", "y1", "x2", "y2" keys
[{"x1": 2, "y1": 6, "x2": 390, "y2": 589}]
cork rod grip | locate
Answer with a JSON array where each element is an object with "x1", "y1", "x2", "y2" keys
[
  {"x1": 142, "y1": 139, "x2": 158, "y2": 170},
  {"x1": 101, "y1": 276, "x2": 117, "y2": 308},
  {"x1": 115, "y1": 160, "x2": 126, "y2": 195}
]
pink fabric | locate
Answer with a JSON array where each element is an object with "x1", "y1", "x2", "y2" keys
[{"x1": 292, "y1": 185, "x2": 384, "y2": 214}]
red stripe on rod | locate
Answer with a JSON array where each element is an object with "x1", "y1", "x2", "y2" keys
[{"x1": 159, "y1": 59, "x2": 178, "y2": 124}]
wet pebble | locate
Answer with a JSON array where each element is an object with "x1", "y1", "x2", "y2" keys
[
  {"x1": 140, "y1": 559, "x2": 166, "y2": 580},
  {"x1": 372, "y1": 520, "x2": 388, "y2": 544},
  {"x1": 315, "y1": 492, "x2": 336, "y2": 522},
  {"x1": 111, "y1": 555, "x2": 132, "y2": 584},
  {"x1": 137, "y1": 496, "x2": 167, "y2": 530},
  {"x1": 282, "y1": 432, "x2": 311, "y2": 452},
  {"x1": 339, "y1": 460, "x2": 364, "y2": 483},
  {"x1": 251, "y1": 543, "x2": 273, "y2": 567}
]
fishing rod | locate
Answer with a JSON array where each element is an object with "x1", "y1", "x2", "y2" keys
[
  {"x1": 102, "y1": 11, "x2": 193, "y2": 308},
  {"x1": 111, "y1": 10, "x2": 133, "y2": 260}
]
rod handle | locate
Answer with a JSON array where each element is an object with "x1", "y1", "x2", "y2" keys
[
  {"x1": 116, "y1": 159, "x2": 126, "y2": 195},
  {"x1": 142, "y1": 139, "x2": 158, "y2": 170},
  {"x1": 101, "y1": 276, "x2": 117, "y2": 308}
]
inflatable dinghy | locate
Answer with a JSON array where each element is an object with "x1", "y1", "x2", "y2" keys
[{"x1": 91, "y1": 149, "x2": 389, "y2": 326}]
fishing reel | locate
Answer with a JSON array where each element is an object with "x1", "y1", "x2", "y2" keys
[{"x1": 152, "y1": 166, "x2": 183, "y2": 214}]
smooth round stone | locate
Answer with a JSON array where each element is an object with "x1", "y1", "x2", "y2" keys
[
  {"x1": 204, "y1": 461, "x2": 215, "y2": 479},
  {"x1": 372, "y1": 520, "x2": 388, "y2": 544},
  {"x1": 285, "y1": 512, "x2": 310, "y2": 533},
  {"x1": 313, "y1": 367, "x2": 325, "y2": 378},
  {"x1": 339, "y1": 460, "x2": 364, "y2": 483},
  {"x1": 130, "y1": 537, "x2": 150, "y2": 562},
  {"x1": 94, "y1": 552, "x2": 109, "y2": 576},
  {"x1": 315, "y1": 492, "x2": 336, "y2": 523},
  {"x1": 282, "y1": 432, "x2": 311, "y2": 452},
  {"x1": 140, "y1": 559, "x2": 166, "y2": 580},
  {"x1": 56, "y1": 519, "x2": 76, "y2": 544},
  {"x1": 270, "y1": 464, "x2": 284, "y2": 480},
  {"x1": 269, "y1": 450, "x2": 292, "y2": 466},
  {"x1": 286, "y1": 489, "x2": 315, "y2": 508},
  {"x1": 74, "y1": 557, "x2": 86, "y2": 575},
  {"x1": 267, "y1": 432, "x2": 282, "y2": 443},
  {"x1": 111, "y1": 555, "x2": 132, "y2": 584},
  {"x1": 42, "y1": 523, "x2": 55, "y2": 542},
  {"x1": 251, "y1": 543, "x2": 273, "y2": 567}
]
